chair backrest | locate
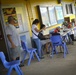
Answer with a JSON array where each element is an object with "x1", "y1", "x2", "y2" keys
[
  {"x1": 20, "y1": 35, "x2": 26, "y2": 42},
  {"x1": 0, "y1": 52, "x2": 8, "y2": 68},
  {"x1": 20, "y1": 35, "x2": 28, "y2": 52},
  {"x1": 50, "y1": 35, "x2": 62, "y2": 45}
]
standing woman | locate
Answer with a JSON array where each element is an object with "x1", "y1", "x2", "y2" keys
[{"x1": 32, "y1": 19, "x2": 44, "y2": 59}]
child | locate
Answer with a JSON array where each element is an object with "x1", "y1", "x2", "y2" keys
[
  {"x1": 40, "y1": 24, "x2": 51, "y2": 54},
  {"x1": 54, "y1": 27, "x2": 60, "y2": 33}
]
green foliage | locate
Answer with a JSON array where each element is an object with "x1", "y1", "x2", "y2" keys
[{"x1": 62, "y1": 21, "x2": 68, "y2": 27}]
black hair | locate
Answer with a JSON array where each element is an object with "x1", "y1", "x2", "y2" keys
[
  {"x1": 32, "y1": 19, "x2": 39, "y2": 25},
  {"x1": 8, "y1": 16, "x2": 14, "y2": 23},
  {"x1": 40, "y1": 24, "x2": 45, "y2": 29}
]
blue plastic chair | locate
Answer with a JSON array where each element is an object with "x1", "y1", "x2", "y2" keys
[
  {"x1": 0, "y1": 52, "x2": 23, "y2": 75},
  {"x1": 50, "y1": 35, "x2": 68, "y2": 58},
  {"x1": 20, "y1": 35, "x2": 40, "y2": 66}
]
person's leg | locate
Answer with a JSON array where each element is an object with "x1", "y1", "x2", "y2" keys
[
  {"x1": 42, "y1": 39, "x2": 51, "y2": 54},
  {"x1": 10, "y1": 47, "x2": 20, "y2": 61},
  {"x1": 33, "y1": 39, "x2": 42, "y2": 58},
  {"x1": 45, "y1": 42, "x2": 51, "y2": 54},
  {"x1": 70, "y1": 34, "x2": 74, "y2": 41},
  {"x1": 45, "y1": 43, "x2": 49, "y2": 53},
  {"x1": 11, "y1": 46, "x2": 25, "y2": 67}
]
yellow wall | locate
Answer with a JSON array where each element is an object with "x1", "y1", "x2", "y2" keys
[
  {"x1": 1, "y1": 0, "x2": 34, "y2": 36},
  {"x1": 26, "y1": 0, "x2": 62, "y2": 36},
  {"x1": 28, "y1": 0, "x2": 75, "y2": 36},
  {"x1": 1, "y1": 0, "x2": 31, "y2": 34},
  {"x1": 1, "y1": 0, "x2": 76, "y2": 36},
  {"x1": 1, "y1": 0, "x2": 25, "y2": 4},
  {"x1": 62, "y1": 0, "x2": 75, "y2": 22}
]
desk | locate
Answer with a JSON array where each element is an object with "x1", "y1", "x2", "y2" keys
[
  {"x1": 59, "y1": 29, "x2": 70, "y2": 36},
  {"x1": 59, "y1": 29, "x2": 71, "y2": 44},
  {"x1": 59, "y1": 27, "x2": 76, "y2": 36},
  {"x1": 59, "y1": 27, "x2": 76, "y2": 44}
]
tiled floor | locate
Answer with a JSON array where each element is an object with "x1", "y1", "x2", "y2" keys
[{"x1": 1, "y1": 42, "x2": 76, "y2": 75}]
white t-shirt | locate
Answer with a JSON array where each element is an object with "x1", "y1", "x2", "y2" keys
[
  {"x1": 6, "y1": 24, "x2": 21, "y2": 48},
  {"x1": 32, "y1": 24, "x2": 39, "y2": 39},
  {"x1": 69, "y1": 28, "x2": 74, "y2": 35},
  {"x1": 71, "y1": 28, "x2": 74, "y2": 34}
]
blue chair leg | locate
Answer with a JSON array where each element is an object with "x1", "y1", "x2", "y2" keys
[
  {"x1": 51, "y1": 46, "x2": 58, "y2": 58},
  {"x1": 62, "y1": 44, "x2": 66, "y2": 58},
  {"x1": 66, "y1": 46, "x2": 68, "y2": 54},
  {"x1": 64, "y1": 47, "x2": 66, "y2": 58},
  {"x1": 32, "y1": 53, "x2": 34, "y2": 60},
  {"x1": 15, "y1": 66, "x2": 21, "y2": 75},
  {"x1": 65, "y1": 43, "x2": 68, "y2": 54},
  {"x1": 7, "y1": 67, "x2": 12, "y2": 75},
  {"x1": 51, "y1": 49, "x2": 54, "y2": 58},
  {"x1": 28, "y1": 52, "x2": 33, "y2": 66},
  {"x1": 51, "y1": 46, "x2": 55, "y2": 58},
  {"x1": 63, "y1": 43, "x2": 68, "y2": 54},
  {"x1": 34, "y1": 51, "x2": 40, "y2": 61},
  {"x1": 17, "y1": 66, "x2": 24, "y2": 75},
  {"x1": 54, "y1": 46, "x2": 58, "y2": 54},
  {"x1": 21, "y1": 53, "x2": 27, "y2": 63}
]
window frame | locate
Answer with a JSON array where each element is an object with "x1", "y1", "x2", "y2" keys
[{"x1": 62, "y1": 2, "x2": 75, "y2": 16}]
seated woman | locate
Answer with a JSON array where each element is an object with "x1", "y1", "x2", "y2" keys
[{"x1": 40, "y1": 24, "x2": 51, "y2": 54}]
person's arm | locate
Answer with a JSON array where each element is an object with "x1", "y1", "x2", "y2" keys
[
  {"x1": 44, "y1": 34, "x2": 50, "y2": 36},
  {"x1": 7, "y1": 35, "x2": 16, "y2": 48},
  {"x1": 34, "y1": 27, "x2": 43, "y2": 33},
  {"x1": 44, "y1": 34, "x2": 51, "y2": 38}
]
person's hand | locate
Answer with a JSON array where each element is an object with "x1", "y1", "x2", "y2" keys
[
  {"x1": 41, "y1": 28, "x2": 44, "y2": 31},
  {"x1": 11, "y1": 43, "x2": 16, "y2": 48}
]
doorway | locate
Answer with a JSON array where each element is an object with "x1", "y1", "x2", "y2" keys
[{"x1": 0, "y1": 2, "x2": 10, "y2": 61}]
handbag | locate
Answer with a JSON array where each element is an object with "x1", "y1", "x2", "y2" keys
[
  {"x1": 38, "y1": 32, "x2": 47, "y2": 40},
  {"x1": 32, "y1": 30, "x2": 48, "y2": 40}
]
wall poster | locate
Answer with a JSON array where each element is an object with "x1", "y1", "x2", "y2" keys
[
  {"x1": 2, "y1": 7, "x2": 19, "y2": 28},
  {"x1": 17, "y1": 14, "x2": 24, "y2": 32}
]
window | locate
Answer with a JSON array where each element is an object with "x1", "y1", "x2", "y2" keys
[
  {"x1": 66, "y1": 4, "x2": 73, "y2": 14},
  {"x1": 37, "y1": 6, "x2": 58, "y2": 27},
  {"x1": 62, "y1": 3, "x2": 75, "y2": 16},
  {"x1": 48, "y1": 7, "x2": 57, "y2": 25},
  {"x1": 39, "y1": 7, "x2": 50, "y2": 27}
]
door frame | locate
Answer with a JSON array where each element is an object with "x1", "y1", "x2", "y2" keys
[{"x1": 0, "y1": 1, "x2": 10, "y2": 61}]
